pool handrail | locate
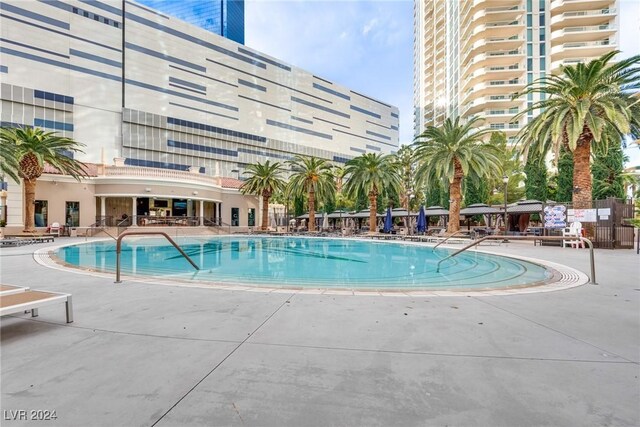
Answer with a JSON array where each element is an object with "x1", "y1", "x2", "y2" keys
[
  {"x1": 432, "y1": 230, "x2": 471, "y2": 251},
  {"x1": 434, "y1": 235, "x2": 596, "y2": 285},
  {"x1": 115, "y1": 231, "x2": 200, "y2": 283}
]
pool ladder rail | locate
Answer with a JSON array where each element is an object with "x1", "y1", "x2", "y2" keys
[
  {"x1": 434, "y1": 235, "x2": 596, "y2": 285},
  {"x1": 114, "y1": 231, "x2": 200, "y2": 283}
]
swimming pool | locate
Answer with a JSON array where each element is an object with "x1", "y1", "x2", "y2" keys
[{"x1": 53, "y1": 236, "x2": 555, "y2": 291}]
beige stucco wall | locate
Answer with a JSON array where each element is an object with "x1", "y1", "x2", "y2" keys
[
  {"x1": 34, "y1": 179, "x2": 96, "y2": 228},
  {"x1": 3, "y1": 174, "x2": 258, "y2": 231}
]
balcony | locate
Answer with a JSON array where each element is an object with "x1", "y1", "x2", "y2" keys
[
  {"x1": 463, "y1": 49, "x2": 525, "y2": 75},
  {"x1": 550, "y1": 0, "x2": 614, "y2": 14},
  {"x1": 551, "y1": 8, "x2": 617, "y2": 29},
  {"x1": 462, "y1": 36, "x2": 523, "y2": 60},
  {"x1": 463, "y1": 19, "x2": 524, "y2": 44},
  {"x1": 462, "y1": 65, "x2": 523, "y2": 92},
  {"x1": 550, "y1": 57, "x2": 600, "y2": 72},
  {"x1": 463, "y1": 0, "x2": 521, "y2": 21},
  {"x1": 469, "y1": 5, "x2": 523, "y2": 25},
  {"x1": 550, "y1": 24, "x2": 616, "y2": 43},
  {"x1": 550, "y1": 39, "x2": 615, "y2": 60},
  {"x1": 461, "y1": 79, "x2": 526, "y2": 104}
]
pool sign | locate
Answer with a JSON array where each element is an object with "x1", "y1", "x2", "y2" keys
[
  {"x1": 568, "y1": 208, "x2": 597, "y2": 223},
  {"x1": 544, "y1": 205, "x2": 567, "y2": 228}
]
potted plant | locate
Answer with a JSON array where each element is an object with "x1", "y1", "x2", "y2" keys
[{"x1": 0, "y1": 219, "x2": 6, "y2": 239}]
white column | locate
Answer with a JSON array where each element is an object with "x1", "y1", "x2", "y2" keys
[
  {"x1": 100, "y1": 196, "x2": 106, "y2": 224},
  {"x1": 199, "y1": 200, "x2": 204, "y2": 226},
  {"x1": 131, "y1": 196, "x2": 137, "y2": 227}
]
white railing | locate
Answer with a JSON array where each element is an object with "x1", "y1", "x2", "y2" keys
[
  {"x1": 103, "y1": 166, "x2": 222, "y2": 186},
  {"x1": 564, "y1": 24, "x2": 611, "y2": 33},
  {"x1": 564, "y1": 8, "x2": 616, "y2": 17}
]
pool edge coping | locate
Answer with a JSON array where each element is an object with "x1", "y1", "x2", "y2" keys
[{"x1": 33, "y1": 237, "x2": 589, "y2": 297}]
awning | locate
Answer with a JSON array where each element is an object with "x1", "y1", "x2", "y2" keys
[
  {"x1": 460, "y1": 203, "x2": 502, "y2": 216},
  {"x1": 424, "y1": 206, "x2": 449, "y2": 216}
]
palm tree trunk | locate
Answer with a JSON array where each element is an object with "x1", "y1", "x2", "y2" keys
[
  {"x1": 369, "y1": 192, "x2": 377, "y2": 233},
  {"x1": 23, "y1": 179, "x2": 37, "y2": 232},
  {"x1": 572, "y1": 135, "x2": 592, "y2": 209},
  {"x1": 308, "y1": 187, "x2": 316, "y2": 232},
  {"x1": 447, "y1": 160, "x2": 463, "y2": 234},
  {"x1": 261, "y1": 195, "x2": 269, "y2": 230}
]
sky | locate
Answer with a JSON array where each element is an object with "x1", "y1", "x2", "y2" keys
[{"x1": 246, "y1": 0, "x2": 640, "y2": 166}]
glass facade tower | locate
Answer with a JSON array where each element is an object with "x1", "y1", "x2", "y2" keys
[{"x1": 135, "y1": 0, "x2": 245, "y2": 44}]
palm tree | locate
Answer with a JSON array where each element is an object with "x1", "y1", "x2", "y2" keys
[
  {"x1": 513, "y1": 51, "x2": 640, "y2": 209},
  {"x1": 343, "y1": 153, "x2": 401, "y2": 233},
  {"x1": 286, "y1": 156, "x2": 335, "y2": 232},
  {"x1": 0, "y1": 126, "x2": 88, "y2": 232},
  {"x1": 414, "y1": 117, "x2": 501, "y2": 234},
  {"x1": 240, "y1": 160, "x2": 286, "y2": 231},
  {"x1": 391, "y1": 145, "x2": 418, "y2": 227}
]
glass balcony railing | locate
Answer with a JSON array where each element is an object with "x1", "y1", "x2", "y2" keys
[
  {"x1": 564, "y1": 24, "x2": 611, "y2": 33},
  {"x1": 563, "y1": 39, "x2": 611, "y2": 48},
  {"x1": 564, "y1": 8, "x2": 616, "y2": 17}
]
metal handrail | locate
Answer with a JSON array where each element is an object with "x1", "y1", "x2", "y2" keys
[
  {"x1": 434, "y1": 235, "x2": 596, "y2": 284},
  {"x1": 115, "y1": 231, "x2": 199, "y2": 283},
  {"x1": 432, "y1": 230, "x2": 472, "y2": 251}
]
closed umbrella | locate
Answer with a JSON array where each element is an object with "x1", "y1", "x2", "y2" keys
[
  {"x1": 416, "y1": 206, "x2": 426, "y2": 233},
  {"x1": 383, "y1": 207, "x2": 393, "y2": 233},
  {"x1": 322, "y1": 212, "x2": 329, "y2": 230}
]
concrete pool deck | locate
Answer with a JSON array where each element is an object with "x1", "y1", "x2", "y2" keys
[{"x1": 1, "y1": 238, "x2": 638, "y2": 426}]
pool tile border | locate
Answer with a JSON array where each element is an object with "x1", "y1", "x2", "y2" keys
[{"x1": 34, "y1": 238, "x2": 589, "y2": 297}]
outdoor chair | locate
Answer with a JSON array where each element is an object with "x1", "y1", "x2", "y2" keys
[
  {"x1": 49, "y1": 222, "x2": 62, "y2": 237},
  {"x1": 562, "y1": 222, "x2": 583, "y2": 248},
  {"x1": 0, "y1": 289, "x2": 73, "y2": 323}
]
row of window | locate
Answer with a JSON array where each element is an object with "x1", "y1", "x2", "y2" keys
[
  {"x1": 167, "y1": 117, "x2": 266, "y2": 143},
  {"x1": 34, "y1": 201, "x2": 79, "y2": 227},
  {"x1": 34, "y1": 90, "x2": 74, "y2": 105},
  {"x1": 34, "y1": 118, "x2": 74, "y2": 132},
  {"x1": 71, "y1": 6, "x2": 121, "y2": 28}
]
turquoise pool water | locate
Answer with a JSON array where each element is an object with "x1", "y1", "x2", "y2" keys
[{"x1": 54, "y1": 237, "x2": 553, "y2": 290}]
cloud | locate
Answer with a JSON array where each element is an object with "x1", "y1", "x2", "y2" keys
[{"x1": 362, "y1": 18, "x2": 378, "y2": 35}]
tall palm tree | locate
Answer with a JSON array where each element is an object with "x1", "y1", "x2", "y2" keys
[
  {"x1": 240, "y1": 160, "x2": 286, "y2": 231},
  {"x1": 414, "y1": 117, "x2": 501, "y2": 234},
  {"x1": 343, "y1": 153, "x2": 401, "y2": 233},
  {"x1": 286, "y1": 156, "x2": 335, "y2": 232},
  {"x1": 513, "y1": 51, "x2": 640, "y2": 208},
  {"x1": 0, "y1": 126, "x2": 88, "y2": 232},
  {"x1": 391, "y1": 145, "x2": 418, "y2": 226}
]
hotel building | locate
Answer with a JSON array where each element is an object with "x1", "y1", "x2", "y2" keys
[
  {"x1": 0, "y1": 0, "x2": 399, "y2": 231},
  {"x1": 413, "y1": 0, "x2": 618, "y2": 142}
]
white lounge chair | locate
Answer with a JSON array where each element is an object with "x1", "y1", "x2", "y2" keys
[
  {"x1": 562, "y1": 221, "x2": 583, "y2": 248},
  {"x1": 1, "y1": 290, "x2": 73, "y2": 323}
]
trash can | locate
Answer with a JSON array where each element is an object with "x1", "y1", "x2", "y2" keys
[{"x1": 69, "y1": 227, "x2": 78, "y2": 237}]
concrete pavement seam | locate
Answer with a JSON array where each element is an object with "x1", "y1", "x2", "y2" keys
[
  {"x1": 149, "y1": 292, "x2": 298, "y2": 427},
  {"x1": 472, "y1": 296, "x2": 639, "y2": 364},
  {"x1": 243, "y1": 341, "x2": 636, "y2": 364}
]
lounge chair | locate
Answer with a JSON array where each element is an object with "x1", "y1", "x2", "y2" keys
[
  {"x1": 0, "y1": 284, "x2": 29, "y2": 296},
  {"x1": 1, "y1": 289, "x2": 73, "y2": 323}
]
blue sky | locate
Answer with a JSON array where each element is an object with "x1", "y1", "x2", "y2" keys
[{"x1": 246, "y1": 0, "x2": 640, "y2": 166}]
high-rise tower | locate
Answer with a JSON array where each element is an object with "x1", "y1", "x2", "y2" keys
[
  {"x1": 413, "y1": 0, "x2": 618, "y2": 142},
  {"x1": 136, "y1": 0, "x2": 245, "y2": 44}
]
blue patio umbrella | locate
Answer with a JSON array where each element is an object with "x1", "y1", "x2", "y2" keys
[
  {"x1": 416, "y1": 205, "x2": 427, "y2": 233},
  {"x1": 383, "y1": 207, "x2": 393, "y2": 233}
]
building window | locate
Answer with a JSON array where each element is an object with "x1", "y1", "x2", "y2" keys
[
  {"x1": 527, "y1": 0, "x2": 532, "y2": 12},
  {"x1": 527, "y1": 29, "x2": 533, "y2": 42},
  {"x1": 527, "y1": 44, "x2": 533, "y2": 56},
  {"x1": 540, "y1": 28, "x2": 546, "y2": 41},
  {"x1": 65, "y1": 202, "x2": 80, "y2": 227},
  {"x1": 231, "y1": 207, "x2": 239, "y2": 226},
  {"x1": 527, "y1": 59, "x2": 533, "y2": 71},
  {"x1": 540, "y1": 58, "x2": 546, "y2": 71},
  {"x1": 248, "y1": 208, "x2": 255, "y2": 227},
  {"x1": 540, "y1": 43, "x2": 546, "y2": 55},
  {"x1": 539, "y1": 14, "x2": 545, "y2": 26},
  {"x1": 527, "y1": 14, "x2": 532, "y2": 26},
  {"x1": 35, "y1": 200, "x2": 48, "y2": 227}
]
